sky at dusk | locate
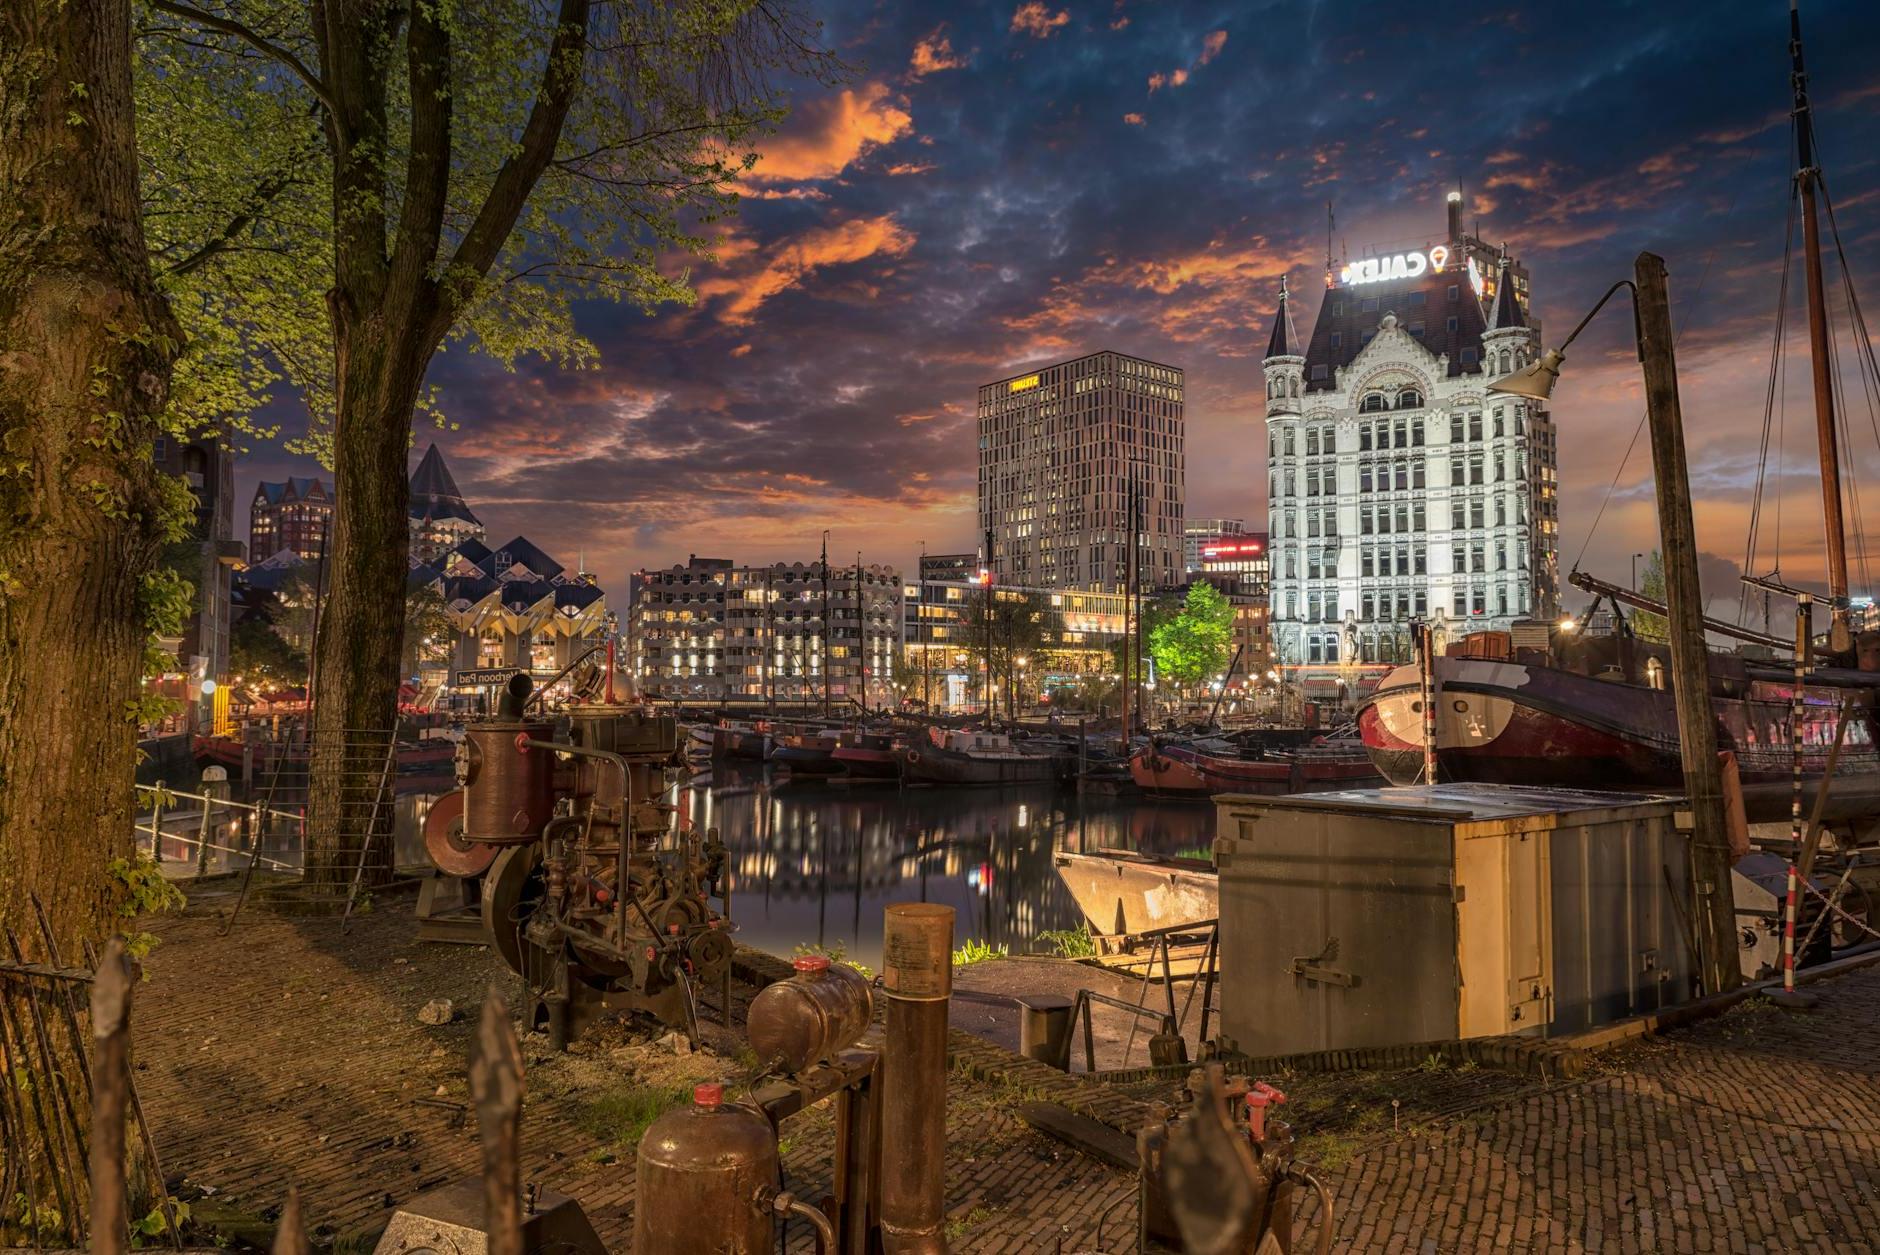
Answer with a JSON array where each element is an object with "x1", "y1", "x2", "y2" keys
[{"x1": 237, "y1": 0, "x2": 1880, "y2": 618}]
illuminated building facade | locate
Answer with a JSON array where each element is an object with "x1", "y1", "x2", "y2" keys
[
  {"x1": 1184, "y1": 518, "x2": 1246, "y2": 573},
  {"x1": 1198, "y1": 534, "x2": 1272, "y2": 684},
  {"x1": 628, "y1": 556, "x2": 901, "y2": 707},
  {"x1": 1264, "y1": 193, "x2": 1560, "y2": 706},
  {"x1": 409, "y1": 443, "x2": 486, "y2": 562},
  {"x1": 900, "y1": 579, "x2": 1130, "y2": 711},
  {"x1": 249, "y1": 476, "x2": 333, "y2": 564},
  {"x1": 979, "y1": 351, "x2": 1185, "y2": 591}
]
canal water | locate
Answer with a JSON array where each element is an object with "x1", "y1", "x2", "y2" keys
[{"x1": 668, "y1": 763, "x2": 1215, "y2": 971}]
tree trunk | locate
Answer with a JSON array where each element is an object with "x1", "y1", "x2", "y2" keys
[
  {"x1": 0, "y1": 1, "x2": 182, "y2": 953},
  {"x1": 304, "y1": 320, "x2": 429, "y2": 888}
]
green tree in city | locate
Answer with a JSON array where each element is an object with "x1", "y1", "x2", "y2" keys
[
  {"x1": 965, "y1": 589, "x2": 1062, "y2": 719},
  {"x1": 1634, "y1": 551, "x2": 1670, "y2": 644},
  {"x1": 230, "y1": 613, "x2": 307, "y2": 685},
  {"x1": 1149, "y1": 582, "x2": 1237, "y2": 699},
  {"x1": 401, "y1": 583, "x2": 454, "y2": 679},
  {"x1": 141, "y1": 0, "x2": 841, "y2": 884}
]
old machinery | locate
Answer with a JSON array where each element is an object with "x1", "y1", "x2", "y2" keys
[
  {"x1": 373, "y1": 1176, "x2": 606, "y2": 1255},
  {"x1": 426, "y1": 674, "x2": 732, "y2": 1047},
  {"x1": 1138, "y1": 1064, "x2": 1334, "y2": 1254},
  {"x1": 746, "y1": 954, "x2": 874, "y2": 1074}
]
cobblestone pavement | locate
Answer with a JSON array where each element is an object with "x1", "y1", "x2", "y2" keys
[{"x1": 131, "y1": 898, "x2": 1880, "y2": 1252}]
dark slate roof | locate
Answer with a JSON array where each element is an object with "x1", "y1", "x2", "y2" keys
[
  {"x1": 407, "y1": 561, "x2": 443, "y2": 592},
  {"x1": 254, "y1": 476, "x2": 330, "y2": 506},
  {"x1": 1302, "y1": 267, "x2": 1489, "y2": 392},
  {"x1": 409, "y1": 443, "x2": 481, "y2": 526},
  {"x1": 484, "y1": 536, "x2": 564, "y2": 583},
  {"x1": 499, "y1": 579, "x2": 556, "y2": 613},
  {"x1": 1263, "y1": 279, "x2": 1299, "y2": 359},
  {"x1": 1486, "y1": 258, "x2": 1526, "y2": 331},
  {"x1": 442, "y1": 573, "x2": 500, "y2": 607},
  {"x1": 554, "y1": 583, "x2": 604, "y2": 614}
]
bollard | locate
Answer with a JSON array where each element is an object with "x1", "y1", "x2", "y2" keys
[
  {"x1": 1015, "y1": 994, "x2": 1074, "y2": 1070},
  {"x1": 879, "y1": 903, "x2": 954, "y2": 1254}
]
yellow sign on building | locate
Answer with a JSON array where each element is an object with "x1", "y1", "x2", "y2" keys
[{"x1": 1009, "y1": 374, "x2": 1040, "y2": 393}]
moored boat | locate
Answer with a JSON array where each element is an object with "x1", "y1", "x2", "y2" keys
[
  {"x1": 711, "y1": 719, "x2": 770, "y2": 760},
  {"x1": 900, "y1": 728, "x2": 1068, "y2": 787},
  {"x1": 1130, "y1": 739, "x2": 1382, "y2": 798},
  {"x1": 769, "y1": 730, "x2": 845, "y2": 776},
  {"x1": 830, "y1": 728, "x2": 902, "y2": 779}
]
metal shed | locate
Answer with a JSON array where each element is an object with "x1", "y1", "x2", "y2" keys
[{"x1": 1212, "y1": 785, "x2": 1696, "y2": 1057}]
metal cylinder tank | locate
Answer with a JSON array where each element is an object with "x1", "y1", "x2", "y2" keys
[
  {"x1": 633, "y1": 1084, "x2": 779, "y2": 1253},
  {"x1": 879, "y1": 903, "x2": 954, "y2": 1254},
  {"x1": 746, "y1": 955, "x2": 875, "y2": 1075},
  {"x1": 460, "y1": 721, "x2": 557, "y2": 844}
]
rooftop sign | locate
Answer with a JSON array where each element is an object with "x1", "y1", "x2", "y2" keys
[
  {"x1": 1339, "y1": 245, "x2": 1450, "y2": 287},
  {"x1": 1009, "y1": 374, "x2": 1041, "y2": 393}
]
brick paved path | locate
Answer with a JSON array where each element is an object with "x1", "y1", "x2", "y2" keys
[{"x1": 131, "y1": 903, "x2": 1880, "y2": 1252}]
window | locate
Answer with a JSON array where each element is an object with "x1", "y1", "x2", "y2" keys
[
  {"x1": 1414, "y1": 548, "x2": 1428, "y2": 575},
  {"x1": 1331, "y1": 332, "x2": 1343, "y2": 349},
  {"x1": 1413, "y1": 422, "x2": 1426, "y2": 447},
  {"x1": 1362, "y1": 297, "x2": 1379, "y2": 313},
  {"x1": 1446, "y1": 316, "x2": 1460, "y2": 333},
  {"x1": 1283, "y1": 429, "x2": 1295, "y2": 455},
  {"x1": 1360, "y1": 426, "x2": 1372, "y2": 452},
  {"x1": 1451, "y1": 500, "x2": 1465, "y2": 528},
  {"x1": 1413, "y1": 502, "x2": 1426, "y2": 530},
  {"x1": 1361, "y1": 330, "x2": 1375, "y2": 345},
  {"x1": 1332, "y1": 302, "x2": 1344, "y2": 318},
  {"x1": 1360, "y1": 466, "x2": 1373, "y2": 492},
  {"x1": 1413, "y1": 463, "x2": 1427, "y2": 489},
  {"x1": 1399, "y1": 389, "x2": 1423, "y2": 408},
  {"x1": 1362, "y1": 593, "x2": 1375, "y2": 620},
  {"x1": 1408, "y1": 291, "x2": 1427, "y2": 307},
  {"x1": 1395, "y1": 464, "x2": 1409, "y2": 491},
  {"x1": 1469, "y1": 413, "x2": 1483, "y2": 441},
  {"x1": 1408, "y1": 321, "x2": 1425, "y2": 336},
  {"x1": 1453, "y1": 588, "x2": 1468, "y2": 616},
  {"x1": 1447, "y1": 285, "x2": 1459, "y2": 302},
  {"x1": 1362, "y1": 550, "x2": 1374, "y2": 577},
  {"x1": 1460, "y1": 347, "x2": 1479, "y2": 365},
  {"x1": 1312, "y1": 364, "x2": 1329, "y2": 381},
  {"x1": 1360, "y1": 393, "x2": 1386, "y2": 413},
  {"x1": 1307, "y1": 429, "x2": 1320, "y2": 455},
  {"x1": 1451, "y1": 414, "x2": 1464, "y2": 443}
]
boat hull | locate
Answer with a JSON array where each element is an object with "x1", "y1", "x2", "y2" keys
[
  {"x1": 770, "y1": 740, "x2": 844, "y2": 775},
  {"x1": 900, "y1": 743, "x2": 1062, "y2": 787},
  {"x1": 1360, "y1": 658, "x2": 1879, "y2": 803},
  {"x1": 1129, "y1": 744, "x2": 1382, "y2": 797},
  {"x1": 1054, "y1": 850, "x2": 1218, "y2": 936},
  {"x1": 831, "y1": 746, "x2": 900, "y2": 779}
]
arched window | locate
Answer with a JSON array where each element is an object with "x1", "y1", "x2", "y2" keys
[
  {"x1": 1398, "y1": 388, "x2": 1423, "y2": 409},
  {"x1": 1359, "y1": 393, "x2": 1386, "y2": 413},
  {"x1": 1499, "y1": 349, "x2": 1512, "y2": 374},
  {"x1": 1289, "y1": 377, "x2": 1300, "y2": 398}
]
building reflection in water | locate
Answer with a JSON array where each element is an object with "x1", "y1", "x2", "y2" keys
[{"x1": 667, "y1": 764, "x2": 1214, "y2": 970}]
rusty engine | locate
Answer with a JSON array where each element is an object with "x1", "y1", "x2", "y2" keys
[{"x1": 424, "y1": 674, "x2": 731, "y2": 1046}]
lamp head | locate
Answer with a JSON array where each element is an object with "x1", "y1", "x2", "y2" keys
[{"x1": 1489, "y1": 348, "x2": 1565, "y2": 400}]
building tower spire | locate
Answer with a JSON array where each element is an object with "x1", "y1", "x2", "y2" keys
[
  {"x1": 1261, "y1": 277, "x2": 1306, "y2": 419},
  {"x1": 1480, "y1": 255, "x2": 1535, "y2": 379}
]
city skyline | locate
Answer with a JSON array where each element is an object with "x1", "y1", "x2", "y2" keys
[{"x1": 235, "y1": 0, "x2": 1880, "y2": 611}]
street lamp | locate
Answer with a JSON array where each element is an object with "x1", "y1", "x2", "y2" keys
[{"x1": 1487, "y1": 278, "x2": 1641, "y2": 401}]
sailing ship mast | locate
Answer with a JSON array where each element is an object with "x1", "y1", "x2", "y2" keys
[{"x1": 1790, "y1": 0, "x2": 1852, "y2": 648}]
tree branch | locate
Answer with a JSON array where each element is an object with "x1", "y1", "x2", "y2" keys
[
  {"x1": 388, "y1": 0, "x2": 451, "y2": 297},
  {"x1": 149, "y1": 0, "x2": 338, "y2": 115},
  {"x1": 437, "y1": 0, "x2": 590, "y2": 327}
]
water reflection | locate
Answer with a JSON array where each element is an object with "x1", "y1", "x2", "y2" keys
[{"x1": 668, "y1": 765, "x2": 1215, "y2": 970}]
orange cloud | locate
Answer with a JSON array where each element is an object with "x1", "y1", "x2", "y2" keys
[
  {"x1": 1198, "y1": 30, "x2": 1227, "y2": 64},
  {"x1": 1123, "y1": 112, "x2": 1145, "y2": 126},
  {"x1": 1148, "y1": 72, "x2": 1167, "y2": 92},
  {"x1": 729, "y1": 343, "x2": 752, "y2": 357},
  {"x1": 885, "y1": 161, "x2": 937, "y2": 175},
  {"x1": 745, "y1": 82, "x2": 912, "y2": 185},
  {"x1": 1011, "y1": 2, "x2": 1070, "y2": 38},
  {"x1": 696, "y1": 215, "x2": 917, "y2": 324},
  {"x1": 910, "y1": 27, "x2": 966, "y2": 76}
]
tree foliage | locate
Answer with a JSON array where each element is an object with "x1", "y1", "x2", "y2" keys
[
  {"x1": 1149, "y1": 582, "x2": 1236, "y2": 693},
  {"x1": 1634, "y1": 551, "x2": 1669, "y2": 644}
]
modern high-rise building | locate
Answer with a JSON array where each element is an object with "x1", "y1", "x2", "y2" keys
[
  {"x1": 249, "y1": 476, "x2": 334, "y2": 564},
  {"x1": 978, "y1": 351, "x2": 1185, "y2": 591},
  {"x1": 1184, "y1": 518, "x2": 1246, "y2": 573},
  {"x1": 1263, "y1": 192, "x2": 1560, "y2": 707}
]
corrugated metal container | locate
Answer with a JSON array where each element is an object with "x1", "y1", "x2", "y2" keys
[{"x1": 1212, "y1": 785, "x2": 1695, "y2": 1057}]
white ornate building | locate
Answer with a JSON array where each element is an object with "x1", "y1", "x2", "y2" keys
[{"x1": 1263, "y1": 214, "x2": 1560, "y2": 707}]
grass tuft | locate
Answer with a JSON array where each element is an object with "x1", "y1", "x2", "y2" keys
[{"x1": 951, "y1": 939, "x2": 1008, "y2": 967}]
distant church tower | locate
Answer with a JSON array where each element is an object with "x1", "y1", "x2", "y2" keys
[{"x1": 1261, "y1": 276, "x2": 1305, "y2": 418}]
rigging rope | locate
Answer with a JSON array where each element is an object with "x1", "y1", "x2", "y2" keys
[
  {"x1": 1567, "y1": 226, "x2": 1734, "y2": 578},
  {"x1": 1740, "y1": 179, "x2": 1799, "y2": 624}
]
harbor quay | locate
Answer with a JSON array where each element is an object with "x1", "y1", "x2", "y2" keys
[{"x1": 124, "y1": 880, "x2": 1880, "y2": 1252}]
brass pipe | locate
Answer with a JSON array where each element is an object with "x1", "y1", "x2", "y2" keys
[
  {"x1": 772, "y1": 1191, "x2": 837, "y2": 1253},
  {"x1": 879, "y1": 904, "x2": 954, "y2": 1253}
]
